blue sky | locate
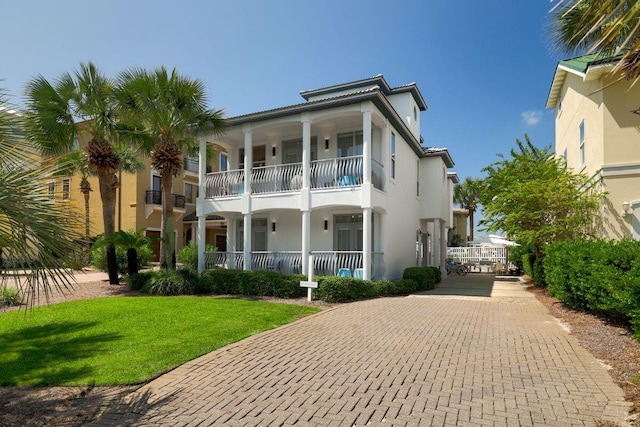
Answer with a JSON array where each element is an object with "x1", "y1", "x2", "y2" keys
[{"x1": 2, "y1": 0, "x2": 564, "y2": 206}]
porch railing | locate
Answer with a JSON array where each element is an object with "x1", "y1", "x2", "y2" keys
[
  {"x1": 205, "y1": 169, "x2": 244, "y2": 198},
  {"x1": 204, "y1": 155, "x2": 385, "y2": 198},
  {"x1": 205, "y1": 250, "x2": 385, "y2": 280}
]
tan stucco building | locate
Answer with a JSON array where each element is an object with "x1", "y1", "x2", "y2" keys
[
  {"x1": 547, "y1": 54, "x2": 640, "y2": 240},
  {"x1": 52, "y1": 130, "x2": 226, "y2": 261}
]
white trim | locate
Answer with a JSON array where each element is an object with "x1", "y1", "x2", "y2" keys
[{"x1": 601, "y1": 162, "x2": 640, "y2": 177}]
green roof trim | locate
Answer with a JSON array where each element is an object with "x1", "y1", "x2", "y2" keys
[{"x1": 559, "y1": 53, "x2": 622, "y2": 74}]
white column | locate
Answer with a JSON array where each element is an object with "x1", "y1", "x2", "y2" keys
[
  {"x1": 301, "y1": 211, "x2": 310, "y2": 275},
  {"x1": 197, "y1": 137, "x2": 207, "y2": 274},
  {"x1": 363, "y1": 208, "x2": 372, "y2": 280},
  {"x1": 301, "y1": 114, "x2": 311, "y2": 275},
  {"x1": 362, "y1": 104, "x2": 372, "y2": 185},
  {"x1": 440, "y1": 220, "x2": 447, "y2": 277},
  {"x1": 243, "y1": 127, "x2": 252, "y2": 271},
  {"x1": 243, "y1": 214, "x2": 251, "y2": 270}
]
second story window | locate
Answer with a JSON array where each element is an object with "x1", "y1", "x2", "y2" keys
[
  {"x1": 579, "y1": 120, "x2": 585, "y2": 167},
  {"x1": 391, "y1": 132, "x2": 396, "y2": 179},
  {"x1": 47, "y1": 182, "x2": 55, "y2": 199},
  {"x1": 220, "y1": 152, "x2": 228, "y2": 172},
  {"x1": 62, "y1": 178, "x2": 70, "y2": 200}
]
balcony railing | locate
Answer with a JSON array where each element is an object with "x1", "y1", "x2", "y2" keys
[
  {"x1": 205, "y1": 250, "x2": 385, "y2": 280},
  {"x1": 205, "y1": 155, "x2": 384, "y2": 198},
  {"x1": 145, "y1": 190, "x2": 186, "y2": 208}
]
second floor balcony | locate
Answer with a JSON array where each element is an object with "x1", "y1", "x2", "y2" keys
[
  {"x1": 205, "y1": 155, "x2": 385, "y2": 198},
  {"x1": 145, "y1": 190, "x2": 186, "y2": 209}
]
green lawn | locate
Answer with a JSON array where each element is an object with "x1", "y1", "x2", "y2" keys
[{"x1": 0, "y1": 297, "x2": 318, "y2": 386}]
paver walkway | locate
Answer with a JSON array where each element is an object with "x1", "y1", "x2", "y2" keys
[{"x1": 92, "y1": 274, "x2": 631, "y2": 426}]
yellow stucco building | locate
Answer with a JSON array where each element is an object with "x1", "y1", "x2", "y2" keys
[{"x1": 547, "y1": 54, "x2": 640, "y2": 240}]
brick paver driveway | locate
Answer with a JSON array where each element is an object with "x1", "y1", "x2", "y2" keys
[{"x1": 93, "y1": 274, "x2": 631, "y2": 426}]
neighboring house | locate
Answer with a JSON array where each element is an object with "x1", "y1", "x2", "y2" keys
[
  {"x1": 195, "y1": 75, "x2": 457, "y2": 280},
  {"x1": 58, "y1": 126, "x2": 225, "y2": 261},
  {"x1": 449, "y1": 208, "x2": 469, "y2": 245},
  {"x1": 546, "y1": 54, "x2": 640, "y2": 240}
]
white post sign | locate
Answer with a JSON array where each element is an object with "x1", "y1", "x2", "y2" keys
[{"x1": 299, "y1": 254, "x2": 318, "y2": 301}]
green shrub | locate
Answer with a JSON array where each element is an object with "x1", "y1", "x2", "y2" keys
[
  {"x1": 395, "y1": 279, "x2": 419, "y2": 294},
  {"x1": 0, "y1": 287, "x2": 20, "y2": 306},
  {"x1": 144, "y1": 269, "x2": 198, "y2": 296},
  {"x1": 533, "y1": 257, "x2": 546, "y2": 287},
  {"x1": 402, "y1": 267, "x2": 439, "y2": 291},
  {"x1": 177, "y1": 241, "x2": 217, "y2": 271},
  {"x1": 544, "y1": 239, "x2": 640, "y2": 335},
  {"x1": 199, "y1": 269, "x2": 307, "y2": 299},
  {"x1": 314, "y1": 276, "x2": 376, "y2": 303},
  {"x1": 522, "y1": 253, "x2": 536, "y2": 277},
  {"x1": 126, "y1": 271, "x2": 154, "y2": 291},
  {"x1": 91, "y1": 235, "x2": 153, "y2": 275}
]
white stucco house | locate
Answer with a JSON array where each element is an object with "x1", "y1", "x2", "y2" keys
[{"x1": 195, "y1": 75, "x2": 457, "y2": 280}]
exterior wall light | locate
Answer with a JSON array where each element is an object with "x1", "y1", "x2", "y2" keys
[
  {"x1": 325, "y1": 139, "x2": 330, "y2": 150},
  {"x1": 272, "y1": 146, "x2": 277, "y2": 157},
  {"x1": 323, "y1": 219, "x2": 328, "y2": 231},
  {"x1": 622, "y1": 201, "x2": 631, "y2": 218},
  {"x1": 272, "y1": 221, "x2": 276, "y2": 232}
]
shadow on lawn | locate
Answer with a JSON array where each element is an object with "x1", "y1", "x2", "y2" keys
[{"x1": 0, "y1": 321, "x2": 122, "y2": 385}]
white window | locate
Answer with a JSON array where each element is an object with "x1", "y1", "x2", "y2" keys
[
  {"x1": 62, "y1": 178, "x2": 70, "y2": 200},
  {"x1": 236, "y1": 218, "x2": 268, "y2": 251},
  {"x1": 391, "y1": 132, "x2": 396, "y2": 179},
  {"x1": 220, "y1": 153, "x2": 228, "y2": 172},
  {"x1": 72, "y1": 136, "x2": 80, "y2": 152},
  {"x1": 579, "y1": 120, "x2": 585, "y2": 167}
]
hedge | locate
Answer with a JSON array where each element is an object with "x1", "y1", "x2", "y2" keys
[
  {"x1": 544, "y1": 239, "x2": 640, "y2": 338},
  {"x1": 127, "y1": 266, "x2": 441, "y2": 303}
]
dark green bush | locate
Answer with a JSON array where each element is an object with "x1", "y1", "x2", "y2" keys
[
  {"x1": 144, "y1": 268, "x2": 198, "y2": 296},
  {"x1": 544, "y1": 239, "x2": 640, "y2": 336},
  {"x1": 199, "y1": 269, "x2": 307, "y2": 299},
  {"x1": 127, "y1": 271, "x2": 154, "y2": 291},
  {"x1": 314, "y1": 276, "x2": 376, "y2": 303},
  {"x1": 402, "y1": 267, "x2": 440, "y2": 291},
  {"x1": 533, "y1": 257, "x2": 546, "y2": 287},
  {"x1": 522, "y1": 253, "x2": 536, "y2": 277},
  {"x1": 395, "y1": 279, "x2": 419, "y2": 294},
  {"x1": 91, "y1": 234, "x2": 153, "y2": 275}
]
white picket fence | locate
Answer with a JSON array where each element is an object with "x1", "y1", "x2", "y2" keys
[{"x1": 446, "y1": 246, "x2": 509, "y2": 265}]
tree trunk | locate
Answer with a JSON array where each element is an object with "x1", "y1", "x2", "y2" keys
[
  {"x1": 469, "y1": 208, "x2": 475, "y2": 242},
  {"x1": 127, "y1": 248, "x2": 138, "y2": 276},
  {"x1": 98, "y1": 169, "x2": 119, "y2": 284},
  {"x1": 160, "y1": 171, "x2": 176, "y2": 269},
  {"x1": 81, "y1": 179, "x2": 91, "y2": 264}
]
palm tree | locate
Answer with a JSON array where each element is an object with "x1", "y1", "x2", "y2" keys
[
  {"x1": 24, "y1": 63, "x2": 122, "y2": 284},
  {"x1": 116, "y1": 67, "x2": 225, "y2": 268},
  {"x1": 453, "y1": 177, "x2": 482, "y2": 242},
  {"x1": 0, "y1": 87, "x2": 79, "y2": 306},
  {"x1": 55, "y1": 145, "x2": 143, "y2": 263},
  {"x1": 551, "y1": 0, "x2": 640, "y2": 80},
  {"x1": 108, "y1": 228, "x2": 151, "y2": 275}
]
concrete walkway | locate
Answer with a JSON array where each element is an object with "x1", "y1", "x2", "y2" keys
[{"x1": 92, "y1": 274, "x2": 631, "y2": 426}]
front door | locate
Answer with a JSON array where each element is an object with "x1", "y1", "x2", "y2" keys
[{"x1": 147, "y1": 230, "x2": 161, "y2": 262}]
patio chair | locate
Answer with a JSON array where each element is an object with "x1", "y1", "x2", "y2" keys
[
  {"x1": 338, "y1": 268, "x2": 351, "y2": 277},
  {"x1": 493, "y1": 262, "x2": 506, "y2": 275},
  {"x1": 353, "y1": 268, "x2": 364, "y2": 279}
]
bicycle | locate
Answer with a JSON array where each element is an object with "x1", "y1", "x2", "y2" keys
[{"x1": 446, "y1": 259, "x2": 469, "y2": 276}]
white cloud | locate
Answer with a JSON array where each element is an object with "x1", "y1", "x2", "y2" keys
[{"x1": 521, "y1": 110, "x2": 542, "y2": 126}]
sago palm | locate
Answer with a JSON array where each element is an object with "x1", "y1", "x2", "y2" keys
[
  {"x1": 116, "y1": 67, "x2": 225, "y2": 268},
  {"x1": 107, "y1": 228, "x2": 151, "y2": 275},
  {"x1": 24, "y1": 63, "x2": 123, "y2": 284}
]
